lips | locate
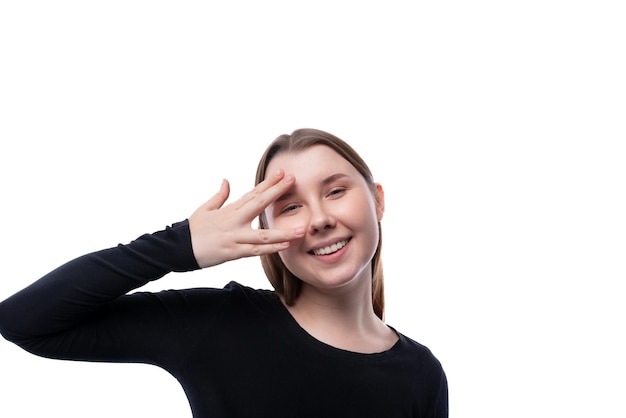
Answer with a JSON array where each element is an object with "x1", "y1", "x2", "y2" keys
[{"x1": 311, "y1": 239, "x2": 350, "y2": 256}]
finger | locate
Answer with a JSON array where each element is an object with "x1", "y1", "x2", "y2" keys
[
  {"x1": 247, "y1": 241, "x2": 292, "y2": 257},
  {"x1": 254, "y1": 168, "x2": 287, "y2": 194},
  {"x1": 234, "y1": 172, "x2": 295, "y2": 220},
  {"x1": 203, "y1": 179, "x2": 230, "y2": 211},
  {"x1": 237, "y1": 226, "x2": 305, "y2": 246},
  {"x1": 232, "y1": 169, "x2": 286, "y2": 210},
  {"x1": 241, "y1": 230, "x2": 308, "y2": 256}
]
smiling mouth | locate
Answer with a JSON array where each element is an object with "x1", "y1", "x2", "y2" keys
[{"x1": 311, "y1": 239, "x2": 350, "y2": 256}]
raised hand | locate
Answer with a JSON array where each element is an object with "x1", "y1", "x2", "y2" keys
[{"x1": 188, "y1": 169, "x2": 304, "y2": 268}]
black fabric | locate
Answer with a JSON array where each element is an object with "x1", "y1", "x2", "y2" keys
[{"x1": 0, "y1": 220, "x2": 448, "y2": 417}]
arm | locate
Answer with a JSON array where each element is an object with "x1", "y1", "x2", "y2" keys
[
  {"x1": 0, "y1": 220, "x2": 198, "y2": 348},
  {"x1": 0, "y1": 170, "x2": 303, "y2": 362}
]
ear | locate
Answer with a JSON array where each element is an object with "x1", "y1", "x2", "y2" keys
[{"x1": 374, "y1": 183, "x2": 385, "y2": 221}]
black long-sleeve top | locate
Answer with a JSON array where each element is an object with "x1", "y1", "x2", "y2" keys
[{"x1": 0, "y1": 220, "x2": 448, "y2": 417}]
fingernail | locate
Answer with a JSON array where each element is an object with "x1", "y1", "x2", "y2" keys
[
  {"x1": 274, "y1": 169, "x2": 284, "y2": 178},
  {"x1": 283, "y1": 174, "x2": 294, "y2": 184},
  {"x1": 294, "y1": 227, "x2": 305, "y2": 235}
]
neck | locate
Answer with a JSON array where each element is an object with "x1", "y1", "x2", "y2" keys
[{"x1": 283, "y1": 279, "x2": 397, "y2": 354}]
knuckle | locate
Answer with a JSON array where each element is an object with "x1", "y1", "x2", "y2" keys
[
  {"x1": 254, "y1": 195, "x2": 266, "y2": 208},
  {"x1": 251, "y1": 245, "x2": 262, "y2": 256},
  {"x1": 252, "y1": 183, "x2": 264, "y2": 195},
  {"x1": 258, "y1": 229, "x2": 269, "y2": 241}
]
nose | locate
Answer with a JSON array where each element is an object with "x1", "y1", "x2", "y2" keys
[{"x1": 308, "y1": 203, "x2": 335, "y2": 234}]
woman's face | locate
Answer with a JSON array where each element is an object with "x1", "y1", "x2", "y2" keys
[{"x1": 264, "y1": 145, "x2": 384, "y2": 293}]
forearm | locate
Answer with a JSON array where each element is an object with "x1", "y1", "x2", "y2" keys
[{"x1": 0, "y1": 220, "x2": 199, "y2": 344}]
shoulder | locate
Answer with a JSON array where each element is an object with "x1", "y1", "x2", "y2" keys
[
  {"x1": 396, "y1": 331, "x2": 441, "y2": 361},
  {"x1": 393, "y1": 330, "x2": 446, "y2": 380},
  {"x1": 393, "y1": 331, "x2": 448, "y2": 411},
  {"x1": 127, "y1": 281, "x2": 276, "y2": 312},
  {"x1": 153, "y1": 281, "x2": 280, "y2": 314},
  {"x1": 221, "y1": 281, "x2": 282, "y2": 314}
]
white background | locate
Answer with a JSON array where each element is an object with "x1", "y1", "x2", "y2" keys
[{"x1": 1, "y1": 1, "x2": 624, "y2": 417}]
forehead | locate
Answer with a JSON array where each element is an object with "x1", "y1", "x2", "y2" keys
[{"x1": 265, "y1": 144, "x2": 356, "y2": 179}]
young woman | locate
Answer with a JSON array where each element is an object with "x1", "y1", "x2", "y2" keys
[{"x1": 0, "y1": 128, "x2": 448, "y2": 417}]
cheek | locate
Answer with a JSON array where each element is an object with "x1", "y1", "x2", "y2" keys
[
  {"x1": 350, "y1": 201, "x2": 381, "y2": 252},
  {"x1": 277, "y1": 245, "x2": 305, "y2": 278},
  {"x1": 344, "y1": 196, "x2": 378, "y2": 227}
]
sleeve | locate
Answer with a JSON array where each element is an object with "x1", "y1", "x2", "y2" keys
[
  {"x1": 0, "y1": 220, "x2": 207, "y2": 368},
  {"x1": 427, "y1": 366, "x2": 449, "y2": 418},
  {"x1": 408, "y1": 341, "x2": 449, "y2": 418}
]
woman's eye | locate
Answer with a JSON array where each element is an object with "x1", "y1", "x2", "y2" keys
[
  {"x1": 328, "y1": 188, "x2": 346, "y2": 197},
  {"x1": 280, "y1": 204, "x2": 300, "y2": 214}
]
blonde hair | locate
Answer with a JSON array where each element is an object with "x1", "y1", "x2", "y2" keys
[{"x1": 255, "y1": 128, "x2": 385, "y2": 319}]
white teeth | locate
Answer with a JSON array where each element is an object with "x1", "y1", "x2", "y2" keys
[{"x1": 313, "y1": 240, "x2": 348, "y2": 256}]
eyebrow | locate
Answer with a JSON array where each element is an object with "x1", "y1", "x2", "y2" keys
[
  {"x1": 274, "y1": 173, "x2": 349, "y2": 203},
  {"x1": 321, "y1": 172, "x2": 349, "y2": 187}
]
